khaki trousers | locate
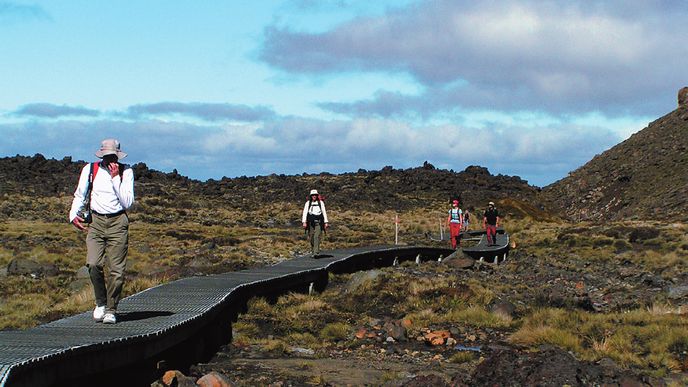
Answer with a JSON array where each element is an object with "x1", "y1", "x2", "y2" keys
[
  {"x1": 86, "y1": 212, "x2": 128, "y2": 313},
  {"x1": 308, "y1": 223, "x2": 322, "y2": 255}
]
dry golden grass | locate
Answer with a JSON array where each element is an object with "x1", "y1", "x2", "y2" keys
[
  {"x1": 319, "y1": 322, "x2": 351, "y2": 341},
  {"x1": 448, "y1": 306, "x2": 513, "y2": 329},
  {"x1": 509, "y1": 307, "x2": 688, "y2": 373},
  {"x1": 0, "y1": 293, "x2": 53, "y2": 329}
]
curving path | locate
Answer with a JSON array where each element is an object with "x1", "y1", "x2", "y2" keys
[
  {"x1": 461, "y1": 229, "x2": 510, "y2": 263},
  {"x1": 0, "y1": 245, "x2": 453, "y2": 387}
]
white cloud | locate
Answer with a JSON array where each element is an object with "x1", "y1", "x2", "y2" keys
[
  {"x1": 262, "y1": 0, "x2": 687, "y2": 116},
  {"x1": 0, "y1": 109, "x2": 624, "y2": 186}
]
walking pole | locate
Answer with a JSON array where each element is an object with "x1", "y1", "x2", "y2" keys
[{"x1": 395, "y1": 214, "x2": 399, "y2": 245}]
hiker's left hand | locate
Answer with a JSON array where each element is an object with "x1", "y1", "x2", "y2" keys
[{"x1": 324, "y1": 223, "x2": 330, "y2": 230}]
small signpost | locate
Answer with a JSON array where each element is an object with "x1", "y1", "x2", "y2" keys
[{"x1": 394, "y1": 214, "x2": 399, "y2": 245}]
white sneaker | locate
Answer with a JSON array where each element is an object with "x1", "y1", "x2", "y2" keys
[
  {"x1": 102, "y1": 313, "x2": 116, "y2": 324},
  {"x1": 93, "y1": 306, "x2": 106, "y2": 322}
]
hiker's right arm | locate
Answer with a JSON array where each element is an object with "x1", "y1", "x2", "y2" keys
[
  {"x1": 301, "y1": 202, "x2": 309, "y2": 228},
  {"x1": 69, "y1": 165, "x2": 90, "y2": 223}
]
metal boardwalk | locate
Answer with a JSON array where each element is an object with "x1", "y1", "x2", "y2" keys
[{"x1": 0, "y1": 245, "x2": 451, "y2": 387}]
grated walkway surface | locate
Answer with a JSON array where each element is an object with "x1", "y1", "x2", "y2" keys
[{"x1": 0, "y1": 245, "x2": 451, "y2": 387}]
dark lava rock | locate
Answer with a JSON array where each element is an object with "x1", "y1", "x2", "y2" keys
[
  {"x1": 7, "y1": 258, "x2": 58, "y2": 277},
  {"x1": 666, "y1": 284, "x2": 688, "y2": 299},
  {"x1": 471, "y1": 346, "x2": 645, "y2": 386}
]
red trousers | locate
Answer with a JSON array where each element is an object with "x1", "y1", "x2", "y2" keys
[
  {"x1": 486, "y1": 224, "x2": 497, "y2": 245},
  {"x1": 449, "y1": 222, "x2": 461, "y2": 249}
]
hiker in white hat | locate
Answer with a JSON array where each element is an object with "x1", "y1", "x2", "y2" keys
[
  {"x1": 69, "y1": 139, "x2": 135, "y2": 324},
  {"x1": 301, "y1": 189, "x2": 329, "y2": 257},
  {"x1": 483, "y1": 201, "x2": 500, "y2": 246}
]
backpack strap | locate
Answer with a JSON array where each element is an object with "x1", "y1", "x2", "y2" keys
[{"x1": 91, "y1": 161, "x2": 100, "y2": 182}]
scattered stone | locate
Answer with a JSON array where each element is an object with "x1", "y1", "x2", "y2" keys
[
  {"x1": 383, "y1": 320, "x2": 407, "y2": 342},
  {"x1": 424, "y1": 330, "x2": 451, "y2": 346},
  {"x1": 162, "y1": 370, "x2": 184, "y2": 386},
  {"x1": 196, "y1": 371, "x2": 232, "y2": 387}
]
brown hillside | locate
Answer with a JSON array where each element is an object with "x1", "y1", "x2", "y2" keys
[{"x1": 541, "y1": 87, "x2": 688, "y2": 221}]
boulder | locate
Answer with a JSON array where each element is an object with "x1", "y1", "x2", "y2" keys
[
  {"x1": 666, "y1": 284, "x2": 688, "y2": 299},
  {"x1": 157, "y1": 369, "x2": 196, "y2": 387},
  {"x1": 346, "y1": 270, "x2": 380, "y2": 293},
  {"x1": 447, "y1": 258, "x2": 475, "y2": 270},
  {"x1": 7, "y1": 258, "x2": 58, "y2": 277},
  {"x1": 68, "y1": 279, "x2": 91, "y2": 292},
  {"x1": 196, "y1": 371, "x2": 232, "y2": 387},
  {"x1": 383, "y1": 320, "x2": 407, "y2": 342},
  {"x1": 490, "y1": 301, "x2": 516, "y2": 319},
  {"x1": 76, "y1": 265, "x2": 90, "y2": 279}
]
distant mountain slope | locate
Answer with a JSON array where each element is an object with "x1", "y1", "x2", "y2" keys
[{"x1": 542, "y1": 88, "x2": 688, "y2": 221}]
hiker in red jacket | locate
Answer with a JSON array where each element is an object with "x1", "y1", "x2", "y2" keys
[
  {"x1": 446, "y1": 199, "x2": 463, "y2": 249},
  {"x1": 483, "y1": 202, "x2": 500, "y2": 246}
]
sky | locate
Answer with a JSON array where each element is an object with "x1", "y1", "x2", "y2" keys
[{"x1": 1, "y1": 0, "x2": 686, "y2": 187}]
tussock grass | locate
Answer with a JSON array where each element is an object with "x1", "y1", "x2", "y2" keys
[
  {"x1": 509, "y1": 307, "x2": 688, "y2": 373},
  {"x1": 54, "y1": 286, "x2": 94, "y2": 315},
  {"x1": 0, "y1": 293, "x2": 53, "y2": 329},
  {"x1": 286, "y1": 332, "x2": 320, "y2": 347},
  {"x1": 319, "y1": 322, "x2": 351, "y2": 341},
  {"x1": 449, "y1": 351, "x2": 477, "y2": 364},
  {"x1": 448, "y1": 306, "x2": 513, "y2": 329}
]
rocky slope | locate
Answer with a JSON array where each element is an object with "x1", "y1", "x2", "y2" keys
[{"x1": 542, "y1": 87, "x2": 688, "y2": 221}]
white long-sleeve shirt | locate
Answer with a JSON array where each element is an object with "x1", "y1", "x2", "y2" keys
[
  {"x1": 301, "y1": 200, "x2": 328, "y2": 223},
  {"x1": 69, "y1": 163, "x2": 135, "y2": 222}
]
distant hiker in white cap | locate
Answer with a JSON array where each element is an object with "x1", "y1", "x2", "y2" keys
[
  {"x1": 446, "y1": 199, "x2": 463, "y2": 249},
  {"x1": 483, "y1": 201, "x2": 500, "y2": 246},
  {"x1": 69, "y1": 139, "x2": 134, "y2": 324},
  {"x1": 301, "y1": 189, "x2": 329, "y2": 256}
]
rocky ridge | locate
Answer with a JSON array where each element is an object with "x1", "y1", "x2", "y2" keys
[
  {"x1": 0, "y1": 156, "x2": 544, "y2": 220},
  {"x1": 542, "y1": 87, "x2": 688, "y2": 221}
]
